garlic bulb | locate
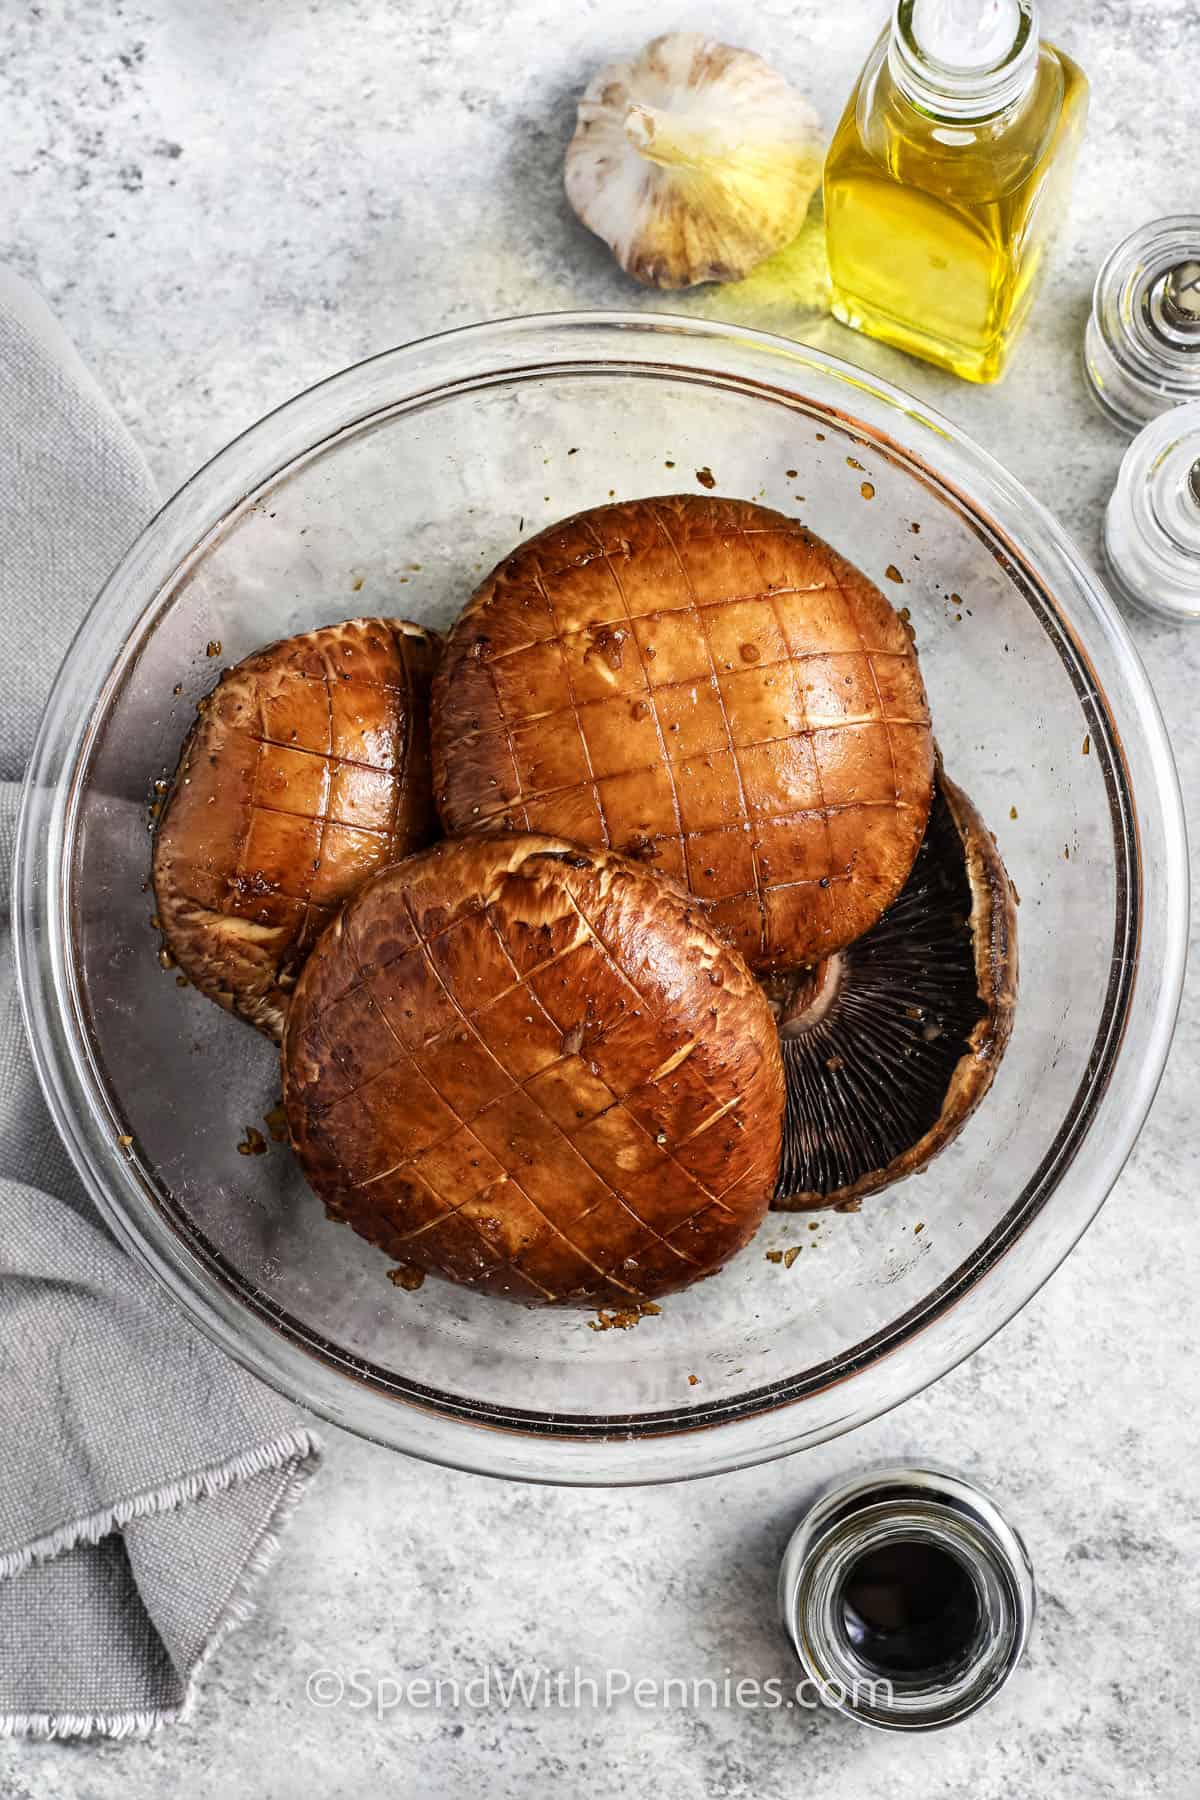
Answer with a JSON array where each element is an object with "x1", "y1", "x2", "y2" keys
[{"x1": 565, "y1": 33, "x2": 823, "y2": 290}]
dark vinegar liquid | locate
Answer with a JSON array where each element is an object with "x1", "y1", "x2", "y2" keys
[{"x1": 841, "y1": 1539, "x2": 980, "y2": 1676}]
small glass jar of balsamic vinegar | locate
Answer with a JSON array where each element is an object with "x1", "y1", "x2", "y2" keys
[
  {"x1": 779, "y1": 1464, "x2": 1036, "y2": 1729},
  {"x1": 824, "y1": 0, "x2": 1088, "y2": 383}
]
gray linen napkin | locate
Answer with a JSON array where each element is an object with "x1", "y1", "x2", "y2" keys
[{"x1": 0, "y1": 271, "x2": 322, "y2": 1739}]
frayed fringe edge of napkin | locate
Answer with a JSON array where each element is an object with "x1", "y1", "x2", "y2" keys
[{"x1": 0, "y1": 1424, "x2": 323, "y2": 1739}]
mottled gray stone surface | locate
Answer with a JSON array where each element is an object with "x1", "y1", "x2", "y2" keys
[{"x1": 1, "y1": 1, "x2": 1198, "y2": 1795}]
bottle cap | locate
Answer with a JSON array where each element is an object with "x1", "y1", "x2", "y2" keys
[
  {"x1": 1085, "y1": 217, "x2": 1200, "y2": 434},
  {"x1": 779, "y1": 1464, "x2": 1035, "y2": 1730},
  {"x1": 1103, "y1": 400, "x2": 1200, "y2": 624}
]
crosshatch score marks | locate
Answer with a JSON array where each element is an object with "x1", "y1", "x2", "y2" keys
[
  {"x1": 433, "y1": 496, "x2": 934, "y2": 972},
  {"x1": 283, "y1": 836, "x2": 785, "y2": 1305},
  {"x1": 152, "y1": 617, "x2": 439, "y2": 1036}
]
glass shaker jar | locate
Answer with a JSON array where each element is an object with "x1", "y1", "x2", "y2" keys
[
  {"x1": 1084, "y1": 217, "x2": 1200, "y2": 434},
  {"x1": 1103, "y1": 400, "x2": 1200, "y2": 624}
]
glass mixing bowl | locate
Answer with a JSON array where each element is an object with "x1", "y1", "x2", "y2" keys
[{"x1": 15, "y1": 314, "x2": 1187, "y2": 1484}]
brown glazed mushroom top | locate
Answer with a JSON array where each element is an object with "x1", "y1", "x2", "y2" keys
[
  {"x1": 153, "y1": 617, "x2": 439, "y2": 1040},
  {"x1": 283, "y1": 833, "x2": 785, "y2": 1306},
  {"x1": 432, "y1": 496, "x2": 935, "y2": 973}
]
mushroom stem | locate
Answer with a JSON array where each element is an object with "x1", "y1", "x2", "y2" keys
[{"x1": 763, "y1": 957, "x2": 843, "y2": 1038}]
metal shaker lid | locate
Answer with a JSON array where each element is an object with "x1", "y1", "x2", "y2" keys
[
  {"x1": 1085, "y1": 217, "x2": 1200, "y2": 434},
  {"x1": 1103, "y1": 400, "x2": 1200, "y2": 624},
  {"x1": 1160, "y1": 260, "x2": 1200, "y2": 332}
]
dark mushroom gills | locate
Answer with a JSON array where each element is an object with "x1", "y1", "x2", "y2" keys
[{"x1": 765, "y1": 767, "x2": 1018, "y2": 1212}]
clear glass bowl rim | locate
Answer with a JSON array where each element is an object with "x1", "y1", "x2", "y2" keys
[{"x1": 13, "y1": 310, "x2": 1189, "y2": 1485}]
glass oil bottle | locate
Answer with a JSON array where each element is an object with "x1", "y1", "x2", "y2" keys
[{"x1": 824, "y1": 0, "x2": 1088, "y2": 383}]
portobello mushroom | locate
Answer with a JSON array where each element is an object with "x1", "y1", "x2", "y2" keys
[
  {"x1": 432, "y1": 496, "x2": 934, "y2": 974},
  {"x1": 153, "y1": 617, "x2": 439, "y2": 1040},
  {"x1": 766, "y1": 767, "x2": 1017, "y2": 1212},
  {"x1": 282, "y1": 833, "x2": 785, "y2": 1305}
]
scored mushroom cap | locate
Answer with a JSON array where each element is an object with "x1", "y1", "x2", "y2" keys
[
  {"x1": 767, "y1": 766, "x2": 1018, "y2": 1212},
  {"x1": 153, "y1": 617, "x2": 440, "y2": 1041},
  {"x1": 282, "y1": 833, "x2": 785, "y2": 1306},
  {"x1": 432, "y1": 495, "x2": 934, "y2": 973}
]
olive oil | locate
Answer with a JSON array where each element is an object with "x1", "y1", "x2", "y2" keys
[{"x1": 825, "y1": 0, "x2": 1087, "y2": 383}]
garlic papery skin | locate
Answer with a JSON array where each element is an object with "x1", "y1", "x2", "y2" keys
[{"x1": 565, "y1": 33, "x2": 823, "y2": 290}]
